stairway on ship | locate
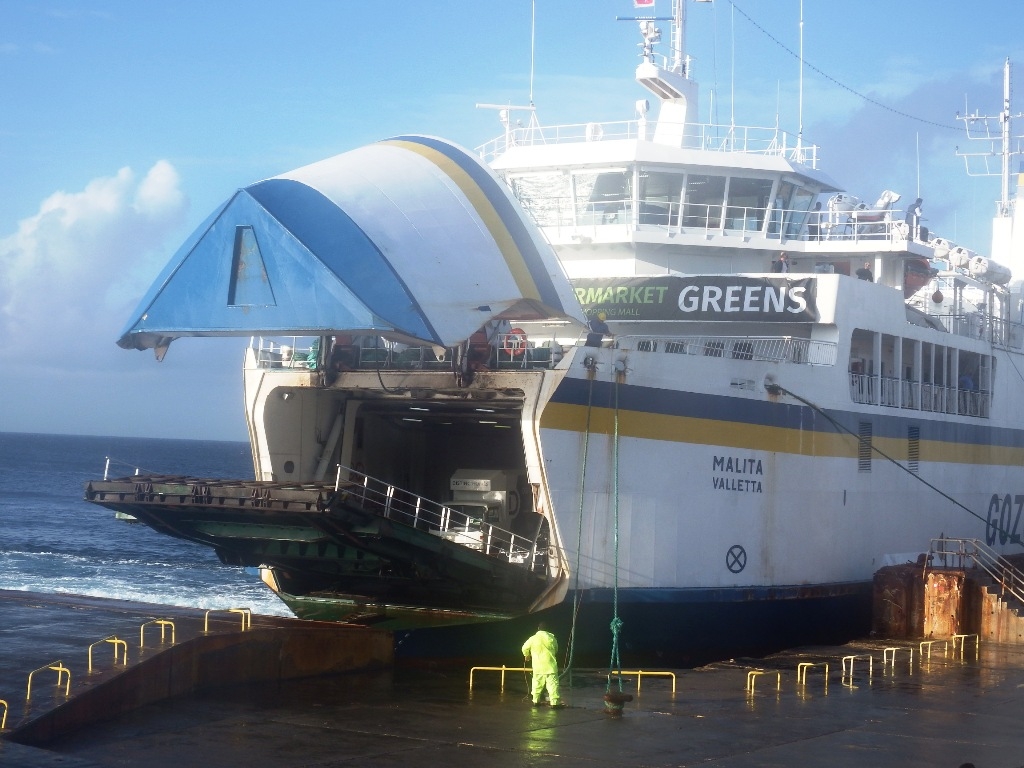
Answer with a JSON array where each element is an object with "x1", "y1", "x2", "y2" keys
[
  {"x1": 971, "y1": 559, "x2": 1024, "y2": 643},
  {"x1": 872, "y1": 542, "x2": 1024, "y2": 644}
]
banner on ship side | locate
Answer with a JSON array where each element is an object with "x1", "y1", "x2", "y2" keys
[{"x1": 572, "y1": 276, "x2": 819, "y2": 322}]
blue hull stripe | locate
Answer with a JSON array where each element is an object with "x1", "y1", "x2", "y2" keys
[{"x1": 552, "y1": 376, "x2": 1024, "y2": 449}]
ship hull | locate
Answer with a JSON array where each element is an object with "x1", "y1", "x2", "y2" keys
[
  {"x1": 535, "y1": 349, "x2": 1022, "y2": 603},
  {"x1": 86, "y1": 339, "x2": 1024, "y2": 666},
  {"x1": 386, "y1": 583, "x2": 872, "y2": 668},
  {"x1": 86, "y1": 45, "x2": 1024, "y2": 667}
]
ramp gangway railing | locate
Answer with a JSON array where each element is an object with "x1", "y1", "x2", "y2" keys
[
  {"x1": 334, "y1": 465, "x2": 546, "y2": 573},
  {"x1": 928, "y1": 537, "x2": 1024, "y2": 607}
]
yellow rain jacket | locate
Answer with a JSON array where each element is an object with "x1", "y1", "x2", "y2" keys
[{"x1": 521, "y1": 629, "x2": 559, "y2": 675}]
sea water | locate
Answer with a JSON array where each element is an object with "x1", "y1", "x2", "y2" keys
[{"x1": 0, "y1": 432, "x2": 291, "y2": 617}]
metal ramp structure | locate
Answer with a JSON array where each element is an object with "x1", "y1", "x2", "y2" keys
[{"x1": 85, "y1": 470, "x2": 553, "y2": 626}]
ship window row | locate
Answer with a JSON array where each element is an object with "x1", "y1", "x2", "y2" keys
[
  {"x1": 849, "y1": 329, "x2": 993, "y2": 418},
  {"x1": 619, "y1": 334, "x2": 837, "y2": 366},
  {"x1": 507, "y1": 167, "x2": 818, "y2": 238}
]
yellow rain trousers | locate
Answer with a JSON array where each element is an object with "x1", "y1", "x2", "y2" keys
[{"x1": 522, "y1": 630, "x2": 560, "y2": 705}]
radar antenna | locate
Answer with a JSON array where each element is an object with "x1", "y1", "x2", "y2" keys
[
  {"x1": 957, "y1": 58, "x2": 1023, "y2": 219},
  {"x1": 957, "y1": 58, "x2": 1024, "y2": 271}
]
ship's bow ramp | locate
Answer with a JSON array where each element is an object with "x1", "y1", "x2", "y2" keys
[{"x1": 116, "y1": 135, "x2": 584, "y2": 353}]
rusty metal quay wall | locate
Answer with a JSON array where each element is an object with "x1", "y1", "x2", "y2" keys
[{"x1": 0, "y1": 590, "x2": 391, "y2": 748}]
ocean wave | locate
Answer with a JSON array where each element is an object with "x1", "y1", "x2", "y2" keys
[
  {"x1": 0, "y1": 549, "x2": 207, "y2": 569},
  {"x1": 0, "y1": 434, "x2": 292, "y2": 619},
  {"x1": 2, "y1": 579, "x2": 292, "y2": 617}
]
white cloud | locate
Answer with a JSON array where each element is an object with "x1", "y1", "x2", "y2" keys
[
  {"x1": 0, "y1": 163, "x2": 189, "y2": 364},
  {"x1": 135, "y1": 160, "x2": 185, "y2": 218}
]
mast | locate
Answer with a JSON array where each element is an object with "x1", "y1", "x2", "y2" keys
[
  {"x1": 1000, "y1": 58, "x2": 1012, "y2": 217},
  {"x1": 670, "y1": 0, "x2": 685, "y2": 76},
  {"x1": 797, "y1": 0, "x2": 804, "y2": 155},
  {"x1": 957, "y1": 58, "x2": 1023, "y2": 272},
  {"x1": 633, "y1": 0, "x2": 708, "y2": 147}
]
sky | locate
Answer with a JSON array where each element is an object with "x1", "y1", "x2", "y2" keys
[{"x1": 1, "y1": 0, "x2": 1023, "y2": 442}]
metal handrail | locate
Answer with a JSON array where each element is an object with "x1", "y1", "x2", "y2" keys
[
  {"x1": 919, "y1": 639, "x2": 948, "y2": 660},
  {"x1": 27, "y1": 662, "x2": 70, "y2": 701},
  {"x1": 468, "y1": 665, "x2": 532, "y2": 691},
  {"x1": 204, "y1": 608, "x2": 252, "y2": 633},
  {"x1": 952, "y1": 634, "x2": 980, "y2": 660},
  {"x1": 140, "y1": 619, "x2": 176, "y2": 647},
  {"x1": 928, "y1": 537, "x2": 1024, "y2": 606},
  {"x1": 617, "y1": 334, "x2": 837, "y2": 366},
  {"x1": 841, "y1": 654, "x2": 875, "y2": 679},
  {"x1": 476, "y1": 118, "x2": 818, "y2": 166},
  {"x1": 338, "y1": 467, "x2": 544, "y2": 572},
  {"x1": 87, "y1": 636, "x2": 127, "y2": 673},
  {"x1": 608, "y1": 669, "x2": 677, "y2": 694},
  {"x1": 849, "y1": 374, "x2": 991, "y2": 419},
  {"x1": 882, "y1": 647, "x2": 914, "y2": 667},
  {"x1": 253, "y1": 336, "x2": 318, "y2": 369},
  {"x1": 745, "y1": 669, "x2": 781, "y2": 694},
  {"x1": 512, "y1": 192, "x2": 911, "y2": 243},
  {"x1": 796, "y1": 662, "x2": 829, "y2": 687}
]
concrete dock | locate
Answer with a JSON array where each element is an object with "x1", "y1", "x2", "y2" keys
[{"x1": 1, "y1": 591, "x2": 1023, "y2": 767}]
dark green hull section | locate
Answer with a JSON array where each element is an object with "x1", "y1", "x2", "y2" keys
[{"x1": 85, "y1": 475, "x2": 551, "y2": 629}]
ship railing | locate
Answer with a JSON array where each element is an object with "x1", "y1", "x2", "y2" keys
[
  {"x1": 476, "y1": 119, "x2": 818, "y2": 168},
  {"x1": 899, "y1": 379, "x2": 918, "y2": 409},
  {"x1": 991, "y1": 316, "x2": 1024, "y2": 350},
  {"x1": 521, "y1": 194, "x2": 910, "y2": 245},
  {"x1": 252, "y1": 336, "x2": 319, "y2": 369},
  {"x1": 336, "y1": 466, "x2": 543, "y2": 572},
  {"x1": 252, "y1": 335, "x2": 560, "y2": 373},
  {"x1": 928, "y1": 537, "x2": 1024, "y2": 607},
  {"x1": 850, "y1": 375, "x2": 990, "y2": 417},
  {"x1": 879, "y1": 376, "x2": 900, "y2": 407},
  {"x1": 924, "y1": 312, "x2": 1024, "y2": 349},
  {"x1": 617, "y1": 335, "x2": 837, "y2": 366},
  {"x1": 849, "y1": 372, "x2": 876, "y2": 404},
  {"x1": 920, "y1": 382, "x2": 956, "y2": 414}
]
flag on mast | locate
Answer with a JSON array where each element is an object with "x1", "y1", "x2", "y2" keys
[{"x1": 634, "y1": 0, "x2": 655, "y2": 8}]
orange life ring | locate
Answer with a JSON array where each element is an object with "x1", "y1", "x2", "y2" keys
[{"x1": 502, "y1": 328, "x2": 528, "y2": 356}]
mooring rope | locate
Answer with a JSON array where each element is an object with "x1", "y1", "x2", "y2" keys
[
  {"x1": 606, "y1": 372, "x2": 624, "y2": 694},
  {"x1": 562, "y1": 373, "x2": 595, "y2": 679},
  {"x1": 772, "y1": 382, "x2": 1022, "y2": 546}
]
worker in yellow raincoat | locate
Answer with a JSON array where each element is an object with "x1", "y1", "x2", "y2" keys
[{"x1": 522, "y1": 622, "x2": 562, "y2": 707}]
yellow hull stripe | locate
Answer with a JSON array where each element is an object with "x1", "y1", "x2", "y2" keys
[
  {"x1": 383, "y1": 139, "x2": 540, "y2": 301},
  {"x1": 540, "y1": 401, "x2": 1024, "y2": 467}
]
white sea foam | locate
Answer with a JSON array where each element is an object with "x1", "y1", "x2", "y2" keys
[{"x1": 0, "y1": 433, "x2": 295, "y2": 619}]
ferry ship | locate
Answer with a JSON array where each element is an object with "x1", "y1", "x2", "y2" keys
[{"x1": 86, "y1": 2, "x2": 1024, "y2": 665}]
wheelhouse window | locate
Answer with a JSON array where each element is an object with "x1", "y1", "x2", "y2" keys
[
  {"x1": 508, "y1": 172, "x2": 570, "y2": 227},
  {"x1": 682, "y1": 174, "x2": 726, "y2": 230},
  {"x1": 574, "y1": 169, "x2": 630, "y2": 224},
  {"x1": 785, "y1": 187, "x2": 816, "y2": 237},
  {"x1": 725, "y1": 177, "x2": 773, "y2": 234},
  {"x1": 638, "y1": 171, "x2": 684, "y2": 226}
]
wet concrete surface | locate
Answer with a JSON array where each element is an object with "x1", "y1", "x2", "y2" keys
[{"x1": 2, "y1": 592, "x2": 1024, "y2": 767}]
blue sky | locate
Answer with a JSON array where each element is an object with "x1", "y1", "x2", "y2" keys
[{"x1": 1, "y1": 0, "x2": 1023, "y2": 442}]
